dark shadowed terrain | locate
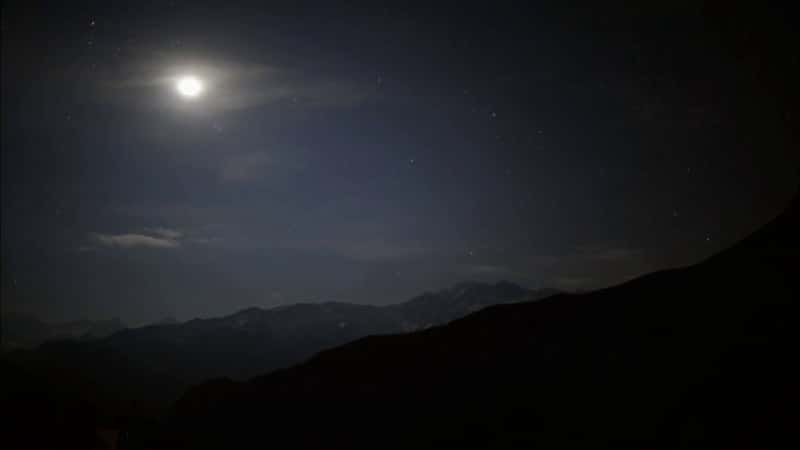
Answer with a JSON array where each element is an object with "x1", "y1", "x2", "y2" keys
[
  {"x1": 1, "y1": 282, "x2": 553, "y2": 447},
  {"x1": 2, "y1": 195, "x2": 797, "y2": 449},
  {"x1": 158, "y1": 192, "x2": 798, "y2": 449}
]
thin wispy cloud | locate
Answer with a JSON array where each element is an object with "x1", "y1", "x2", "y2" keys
[{"x1": 86, "y1": 228, "x2": 183, "y2": 249}]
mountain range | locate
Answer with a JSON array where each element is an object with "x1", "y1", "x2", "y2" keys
[
  {"x1": 2, "y1": 282, "x2": 556, "y2": 419},
  {"x1": 159, "y1": 193, "x2": 799, "y2": 449},
  {"x1": 3, "y1": 193, "x2": 797, "y2": 449}
]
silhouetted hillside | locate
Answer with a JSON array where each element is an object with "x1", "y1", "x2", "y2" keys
[
  {"x1": 165, "y1": 194, "x2": 799, "y2": 449},
  {"x1": 1, "y1": 281, "x2": 550, "y2": 447},
  {"x1": 10, "y1": 281, "x2": 546, "y2": 382}
]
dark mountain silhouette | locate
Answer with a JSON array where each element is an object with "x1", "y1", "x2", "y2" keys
[
  {"x1": 17, "y1": 281, "x2": 546, "y2": 379},
  {"x1": 162, "y1": 194, "x2": 799, "y2": 449},
  {"x1": 1, "y1": 281, "x2": 551, "y2": 431}
]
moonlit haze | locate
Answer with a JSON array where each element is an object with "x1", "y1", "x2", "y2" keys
[{"x1": 2, "y1": 2, "x2": 797, "y2": 326}]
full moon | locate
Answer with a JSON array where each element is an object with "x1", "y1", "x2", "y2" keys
[{"x1": 175, "y1": 76, "x2": 204, "y2": 98}]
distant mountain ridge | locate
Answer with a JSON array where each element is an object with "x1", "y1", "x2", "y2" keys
[
  {"x1": 2, "y1": 281, "x2": 556, "y2": 416},
  {"x1": 75, "y1": 281, "x2": 553, "y2": 381}
]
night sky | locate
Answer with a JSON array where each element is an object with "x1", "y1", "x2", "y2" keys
[{"x1": 2, "y1": 1, "x2": 797, "y2": 324}]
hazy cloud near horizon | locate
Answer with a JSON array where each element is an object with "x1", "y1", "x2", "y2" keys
[{"x1": 87, "y1": 230, "x2": 182, "y2": 249}]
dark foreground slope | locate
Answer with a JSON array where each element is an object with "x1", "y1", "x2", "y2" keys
[
  {"x1": 0, "y1": 282, "x2": 552, "y2": 449},
  {"x1": 3, "y1": 282, "x2": 547, "y2": 405},
  {"x1": 165, "y1": 195, "x2": 799, "y2": 449}
]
